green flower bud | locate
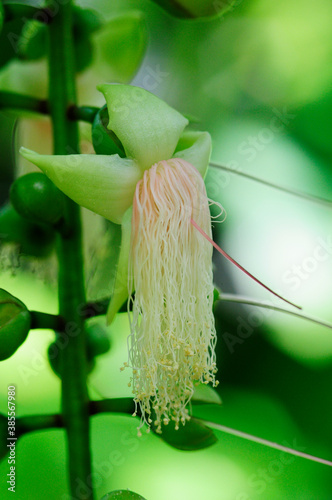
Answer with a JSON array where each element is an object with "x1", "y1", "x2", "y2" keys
[
  {"x1": 0, "y1": 289, "x2": 31, "y2": 361},
  {"x1": 10, "y1": 172, "x2": 65, "y2": 225},
  {"x1": 152, "y1": 0, "x2": 237, "y2": 18},
  {"x1": 92, "y1": 105, "x2": 126, "y2": 157},
  {"x1": 17, "y1": 20, "x2": 47, "y2": 61}
]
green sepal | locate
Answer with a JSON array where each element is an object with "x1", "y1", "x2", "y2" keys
[
  {"x1": 106, "y1": 207, "x2": 132, "y2": 325},
  {"x1": 10, "y1": 172, "x2": 65, "y2": 225},
  {"x1": 101, "y1": 491, "x2": 146, "y2": 500},
  {"x1": 0, "y1": 289, "x2": 31, "y2": 361},
  {"x1": 20, "y1": 148, "x2": 141, "y2": 224},
  {"x1": 98, "y1": 84, "x2": 188, "y2": 170},
  {"x1": 174, "y1": 130, "x2": 211, "y2": 178},
  {"x1": 153, "y1": 415, "x2": 217, "y2": 450}
]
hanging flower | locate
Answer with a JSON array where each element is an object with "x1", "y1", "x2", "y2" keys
[{"x1": 20, "y1": 84, "x2": 222, "y2": 432}]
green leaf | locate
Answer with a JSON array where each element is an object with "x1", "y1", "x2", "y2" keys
[
  {"x1": 192, "y1": 383, "x2": 222, "y2": 406},
  {"x1": 101, "y1": 491, "x2": 146, "y2": 500},
  {"x1": 150, "y1": 0, "x2": 237, "y2": 19},
  {"x1": 0, "y1": 289, "x2": 31, "y2": 361},
  {"x1": 153, "y1": 416, "x2": 217, "y2": 450}
]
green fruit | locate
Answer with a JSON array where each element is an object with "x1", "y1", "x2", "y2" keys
[
  {"x1": 0, "y1": 289, "x2": 31, "y2": 361},
  {"x1": 10, "y1": 173, "x2": 64, "y2": 225},
  {"x1": 92, "y1": 105, "x2": 126, "y2": 156},
  {"x1": 0, "y1": 204, "x2": 55, "y2": 257},
  {"x1": 86, "y1": 322, "x2": 111, "y2": 358}
]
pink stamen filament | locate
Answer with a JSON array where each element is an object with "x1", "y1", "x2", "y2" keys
[{"x1": 190, "y1": 218, "x2": 302, "y2": 310}]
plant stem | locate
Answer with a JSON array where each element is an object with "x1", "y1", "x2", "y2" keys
[
  {"x1": 30, "y1": 311, "x2": 66, "y2": 331},
  {"x1": 68, "y1": 105, "x2": 99, "y2": 124},
  {"x1": 47, "y1": 1, "x2": 93, "y2": 498},
  {"x1": 0, "y1": 92, "x2": 48, "y2": 114}
]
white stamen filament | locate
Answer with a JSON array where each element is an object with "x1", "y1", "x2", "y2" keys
[{"x1": 126, "y1": 158, "x2": 221, "y2": 433}]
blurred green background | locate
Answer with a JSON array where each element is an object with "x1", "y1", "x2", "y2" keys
[{"x1": 0, "y1": 0, "x2": 332, "y2": 498}]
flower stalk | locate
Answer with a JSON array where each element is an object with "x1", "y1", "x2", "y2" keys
[{"x1": 47, "y1": 1, "x2": 93, "y2": 497}]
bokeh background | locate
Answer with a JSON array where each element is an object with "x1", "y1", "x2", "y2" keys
[{"x1": 0, "y1": 0, "x2": 332, "y2": 498}]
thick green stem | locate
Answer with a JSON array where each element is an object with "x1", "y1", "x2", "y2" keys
[{"x1": 47, "y1": 2, "x2": 93, "y2": 498}]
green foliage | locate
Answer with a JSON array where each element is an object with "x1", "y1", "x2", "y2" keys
[
  {"x1": 0, "y1": 289, "x2": 31, "y2": 361},
  {"x1": 10, "y1": 172, "x2": 65, "y2": 225},
  {"x1": 101, "y1": 490, "x2": 146, "y2": 500},
  {"x1": 92, "y1": 12, "x2": 148, "y2": 83},
  {"x1": 153, "y1": 416, "x2": 217, "y2": 450},
  {"x1": 151, "y1": 0, "x2": 236, "y2": 18},
  {"x1": 192, "y1": 383, "x2": 222, "y2": 405}
]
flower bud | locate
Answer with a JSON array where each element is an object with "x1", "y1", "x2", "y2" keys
[
  {"x1": 92, "y1": 105, "x2": 126, "y2": 157},
  {"x1": 10, "y1": 173, "x2": 65, "y2": 225},
  {"x1": 0, "y1": 289, "x2": 31, "y2": 361}
]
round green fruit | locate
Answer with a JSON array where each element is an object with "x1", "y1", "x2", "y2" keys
[{"x1": 10, "y1": 172, "x2": 64, "y2": 225}]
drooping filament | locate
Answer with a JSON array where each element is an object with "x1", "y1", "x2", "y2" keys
[{"x1": 128, "y1": 158, "x2": 220, "y2": 433}]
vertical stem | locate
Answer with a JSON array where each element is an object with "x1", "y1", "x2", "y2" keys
[{"x1": 47, "y1": 2, "x2": 93, "y2": 498}]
